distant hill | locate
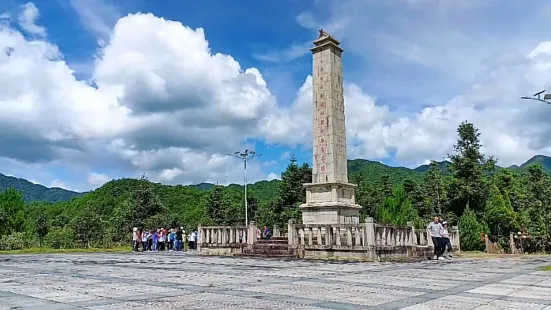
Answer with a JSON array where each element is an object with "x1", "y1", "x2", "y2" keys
[
  {"x1": 0, "y1": 173, "x2": 83, "y2": 203},
  {"x1": 348, "y1": 159, "x2": 422, "y2": 184},
  {"x1": 3, "y1": 155, "x2": 551, "y2": 204},
  {"x1": 413, "y1": 160, "x2": 451, "y2": 174},
  {"x1": 519, "y1": 155, "x2": 551, "y2": 173}
]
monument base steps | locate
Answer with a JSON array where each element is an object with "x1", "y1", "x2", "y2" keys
[{"x1": 238, "y1": 237, "x2": 298, "y2": 259}]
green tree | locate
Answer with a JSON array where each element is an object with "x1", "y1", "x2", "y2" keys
[
  {"x1": 0, "y1": 189, "x2": 25, "y2": 235},
  {"x1": 36, "y1": 213, "x2": 48, "y2": 247},
  {"x1": 205, "y1": 185, "x2": 223, "y2": 224},
  {"x1": 484, "y1": 183, "x2": 518, "y2": 243},
  {"x1": 459, "y1": 206, "x2": 485, "y2": 251},
  {"x1": 447, "y1": 121, "x2": 492, "y2": 216},
  {"x1": 402, "y1": 179, "x2": 425, "y2": 218},
  {"x1": 422, "y1": 161, "x2": 447, "y2": 217},
  {"x1": 279, "y1": 157, "x2": 312, "y2": 209},
  {"x1": 522, "y1": 164, "x2": 551, "y2": 236},
  {"x1": 274, "y1": 158, "x2": 312, "y2": 226},
  {"x1": 71, "y1": 208, "x2": 101, "y2": 248},
  {"x1": 376, "y1": 186, "x2": 420, "y2": 227},
  {"x1": 129, "y1": 176, "x2": 165, "y2": 227},
  {"x1": 352, "y1": 172, "x2": 379, "y2": 218},
  {"x1": 378, "y1": 174, "x2": 393, "y2": 199}
]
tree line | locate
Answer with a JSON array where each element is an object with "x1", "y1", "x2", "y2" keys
[{"x1": 1, "y1": 121, "x2": 550, "y2": 253}]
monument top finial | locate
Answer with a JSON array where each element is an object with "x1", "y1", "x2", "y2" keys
[
  {"x1": 312, "y1": 28, "x2": 341, "y2": 50},
  {"x1": 318, "y1": 28, "x2": 330, "y2": 39}
]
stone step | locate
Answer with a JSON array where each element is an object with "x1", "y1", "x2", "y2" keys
[
  {"x1": 238, "y1": 253, "x2": 295, "y2": 259},
  {"x1": 251, "y1": 244, "x2": 290, "y2": 250},
  {"x1": 243, "y1": 248, "x2": 291, "y2": 255},
  {"x1": 256, "y1": 239, "x2": 288, "y2": 244},
  {"x1": 271, "y1": 236, "x2": 288, "y2": 241}
]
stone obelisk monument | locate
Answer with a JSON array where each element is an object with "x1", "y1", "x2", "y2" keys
[{"x1": 300, "y1": 29, "x2": 362, "y2": 225}]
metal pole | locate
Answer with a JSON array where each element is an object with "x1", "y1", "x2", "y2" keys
[
  {"x1": 244, "y1": 157, "x2": 248, "y2": 227},
  {"x1": 228, "y1": 149, "x2": 262, "y2": 227}
]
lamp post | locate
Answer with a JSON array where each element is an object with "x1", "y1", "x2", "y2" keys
[
  {"x1": 521, "y1": 88, "x2": 551, "y2": 104},
  {"x1": 228, "y1": 149, "x2": 262, "y2": 226}
]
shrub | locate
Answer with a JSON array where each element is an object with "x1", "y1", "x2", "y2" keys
[
  {"x1": 0, "y1": 232, "x2": 32, "y2": 250},
  {"x1": 44, "y1": 228, "x2": 75, "y2": 249}
]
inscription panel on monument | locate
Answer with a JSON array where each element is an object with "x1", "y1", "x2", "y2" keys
[
  {"x1": 313, "y1": 48, "x2": 331, "y2": 183},
  {"x1": 312, "y1": 45, "x2": 348, "y2": 184}
]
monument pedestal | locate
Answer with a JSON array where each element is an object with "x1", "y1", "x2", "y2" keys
[{"x1": 299, "y1": 182, "x2": 361, "y2": 225}]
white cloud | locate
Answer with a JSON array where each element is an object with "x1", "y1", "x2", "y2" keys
[
  {"x1": 274, "y1": 0, "x2": 551, "y2": 168},
  {"x1": 3, "y1": 1, "x2": 551, "y2": 192},
  {"x1": 0, "y1": 9, "x2": 282, "y2": 188},
  {"x1": 69, "y1": 0, "x2": 120, "y2": 45},
  {"x1": 86, "y1": 172, "x2": 110, "y2": 187},
  {"x1": 48, "y1": 179, "x2": 79, "y2": 192},
  {"x1": 266, "y1": 172, "x2": 279, "y2": 181},
  {"x1": 253, "y1": 42, "x2": 310, "y2": 63},
  {"x1": 18, "y1": 3, "x2": 46, "y2": 36}
]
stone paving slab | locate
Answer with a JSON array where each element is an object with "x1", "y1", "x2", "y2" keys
[{"x1": 0, "y1": 253, "x2": 551, "y2": 309}]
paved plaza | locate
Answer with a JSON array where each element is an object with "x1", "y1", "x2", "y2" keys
[{"x1": 1, "y1": 254, "x2": 551, "y2": 309}]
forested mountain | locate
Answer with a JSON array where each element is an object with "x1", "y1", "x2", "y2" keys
[
  {"x1": 0, "y1": 173, "x2": 83, "y2": 203},
  {"x1": 3, "y1": 123, "x2": 551, "y2": 253},
  {"x1": 520, "y1": 155, "x2": 551, "y2": 172},
  {"x1": 0, "y1": 155, "x2": 550, "y2": 205}
]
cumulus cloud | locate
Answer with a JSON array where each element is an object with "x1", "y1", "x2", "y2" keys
[
  {"x1": 0, "y1": 9, "x2": 282, "y2": 187},
  {"x1": 3, "y1": 1, "x2": 551, "y2": 192},
  {"x1": 86, "y1": 173, "x2": 111, "y2": 187},
  {"x1": 69, "y1": 0, "x2": 120, "y2": 44},
  {"x1": 285, "y1": 0, "x2": 551, "y2": 167},
  {"x1": 17, "y1": 3, "x2": 46, "y2": 36}
]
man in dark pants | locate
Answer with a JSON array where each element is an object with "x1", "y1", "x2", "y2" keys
[{"x1": 427, "y1": 216, "x2": 444, "y2": 261}]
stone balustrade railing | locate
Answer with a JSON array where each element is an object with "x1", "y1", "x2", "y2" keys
[
  {"x1": 199, "y1": 225, "x2": 253, "y2": 245},
  {"x1": 287, "y1": 218, "x2": 461, "y2": 260},
  {"x1": 374, "y1": 225, "x2": 415, "y2": 248},
  {"x1": 288, "y1": 224, "x2": 370, "y2": 248},
  {"x1": 197, "y1": 225, "x2": 253, "y2": 255},
  {"x1": 198, "y1": 222, "x2": 286, "y2": 255},
  {"x1": 197, "y1": 219, "x2": 460, "y2": 260}
]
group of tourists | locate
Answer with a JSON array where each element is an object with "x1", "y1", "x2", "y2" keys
[
  {"x1": 131, "y1": 227, "x2": 198, "y2": 252},
  {"x1": 427, "y1": 216, "x2": 453, "y2": 260}
]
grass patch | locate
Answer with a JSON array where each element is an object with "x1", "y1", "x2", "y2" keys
[
  {"x1": 541, "y1": 266, "x2": 551, "y2": 272},
  {"x1": 0, "y1": 246, "x2": 128, "y2": 255}
]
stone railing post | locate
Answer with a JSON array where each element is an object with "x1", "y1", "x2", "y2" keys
[
  {"x1": 452, "y1": 225, "x2": 460, "y2": 253},
  {"x1": 197, "y1": 225, "x2": 202, "y2": 252},
  {"x1": 363, "y1": 217, "x2": 375, "y2": 247},
  {"x1": 287, "y1": 219, "x2": 295, "y2": 245},
  {"x1": 273, "y1": 225, "x2": 280, "y2": 237},
  {"x1": 509, "y1": 233, "x2": 516, "y2": 254},
  {"x1": 248, "y1": 221, "x2": 257, "y2": 245},
  {"x1": 407, "y1": 221, "x2": 415, "y2": 246}
]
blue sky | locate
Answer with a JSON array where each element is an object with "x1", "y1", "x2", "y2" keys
[{"x1": 2, "y1": 0, "x2": 551, "y2": 191}]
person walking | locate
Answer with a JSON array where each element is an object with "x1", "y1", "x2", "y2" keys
[
  {"x1": 188, "y1": 230, "x2": 196, "y2": 251},
  {"x1": 141, "y1": 229, "x2": 149, "y2": 252},
  {"x1": 441, "y1": 221, "x2": 452, "y2": 259},
  {"x1": 152, "y1": 229, "x2": 159, "y2": 252},
  {"x1": 147, "y1": 230, "x2": 153, "y2": 252},
  {"x1": 168, "y1": 228, "x2": 175, "y2": 251},
  {"x1": 427, "y1": 216, "x2": 444, "y2": 261},
  {"x1": 263, "y1": 226, "x2": 270, "y2": 239},
  {"x1": 159, "y1": 228, "x2": 166, "y2": 251},
  {"x1": 132, "y1": 228, "x2": 139, "y2": 252},
  {"x1": 175, "y1": 228, "x2": 183, "y2": 252}
]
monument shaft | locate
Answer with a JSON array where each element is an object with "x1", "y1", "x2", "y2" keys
[
  {"x1": 300, "y1": 30, "x2": 361, "y2": 225},
  {"x1": 312, "y1": 34, "x2": 347, "y2": 184}
]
